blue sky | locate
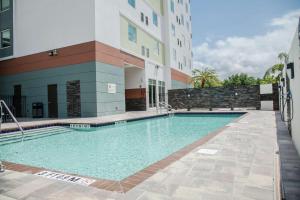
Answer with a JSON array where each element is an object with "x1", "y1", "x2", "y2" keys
[{"x1": 191, "y1": 0, "x2": 300, "y2": 78}]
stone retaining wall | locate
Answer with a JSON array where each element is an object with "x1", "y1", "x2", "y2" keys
[{"x1": 168, "y1": 85, "x2": 261, "y2": 109}]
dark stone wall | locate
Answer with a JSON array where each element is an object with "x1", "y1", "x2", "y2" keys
[
  {"x1": 168, "y1": 85, "x2": 261, "y2": 109},
  {"x1": 126, "y1": 98, "x2": 146, "y2": 111},
  {"x1": 67, "y1": 80, "x2": 81, "y2": 117},
  {"x1": 125, "y1": 88, "x2": 146, "y2": 111}
]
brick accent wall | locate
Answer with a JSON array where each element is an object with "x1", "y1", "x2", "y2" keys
[{"x1": 168, "y1": 85, "x2": 261, "y2": 109}]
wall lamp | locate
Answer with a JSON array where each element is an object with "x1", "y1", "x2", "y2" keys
[
  {"x1": 48, "y1": 49, "x2": 58, "y2": 56},
  {"x1": 287, "y1": 63, "x2": 295, "y2": 79}
]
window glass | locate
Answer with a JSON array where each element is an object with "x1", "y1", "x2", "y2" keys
[
  {"x1": 171, "y1": 24, "x2": 176, "y2": 36},
  {"x1": 148, "y1": 79, "x2": 157, "y2": 108},
  {"x1": 141, "y1": 12, "x2": 144, "y2": 22},
  {"x1": 170, "y1": 0, "x2": 174, "y2": 13},
  {"x1": 153, "y1": 12, "x2": 158, "y2": 27},
  {"x1": 128, "y1": 0, "x2": 135, "y2": 8},
  {"x1": 128, "y1": 24, "x2": 137, "y2": 43},
  {"x1": 158, "y1": 81, "x2": 166, "y2": 103},
  {"x1": 141, "y1": 46, "x2": 145, "y2": 56},
  {"x1": 1, "y1": 0, "x2": 10, "y2": 11},
  {"x1": 173, "y1": 49, "x2": 177, "y2": 61},
  {"x1": 1, "y1": 29, "x2": 11, "y2": 48}
]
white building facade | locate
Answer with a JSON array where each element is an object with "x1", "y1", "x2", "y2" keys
[
  {"x1": 280, "y1": 18, "x2": 300, "y2": 154},
  {"x1": 0, "y1": 0, "x2": 193, "y2": 118}
]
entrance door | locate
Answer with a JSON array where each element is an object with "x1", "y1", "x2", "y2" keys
[
  {"x1": 148, "y1": 79, "x2": 157, "y2": 108},
  {"x1": 48, "y1": 84, "x2": 58, "y2": 118},
  {"x1": 13, "y1": 85, "x2": 22, "y2": 117}
]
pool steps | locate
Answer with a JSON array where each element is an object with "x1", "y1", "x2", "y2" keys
[{"x1": 0, "y1": 127, "x2": 72, "y2": 145}]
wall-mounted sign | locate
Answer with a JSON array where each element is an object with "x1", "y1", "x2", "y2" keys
[{"x1": 108, "y1": 83, "x2": 117, "y2": 94}]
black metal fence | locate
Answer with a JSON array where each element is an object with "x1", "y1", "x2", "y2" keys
[{"x1": 0, "y1": 95, "x2": 27, "y2": 118}]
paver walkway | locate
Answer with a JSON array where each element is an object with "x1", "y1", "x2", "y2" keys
[{"x1": 0, "y1": 111, "x2": 280, "y2": 200}]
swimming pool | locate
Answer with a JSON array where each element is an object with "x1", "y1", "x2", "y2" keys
[{"x1": 0, "y1": 113, "x2": 242, "y2": 181}]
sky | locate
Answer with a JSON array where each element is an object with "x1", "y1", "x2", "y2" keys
[{"x1": 191, "y1": 0, "x2": 300, "y2": 79}]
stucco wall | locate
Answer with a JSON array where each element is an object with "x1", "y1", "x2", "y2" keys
[
  {"x1": 8, "y1": 0, "x2": 95, "y2": 59},
  {"x1": 0, "y1": 61, "x2": 127, "y2": 118},
  {"x1": 96, "y1": 62, "x2": 125, "y2": 116},
  {"x1": 287, "y1": 31, "x2": 300, "y2": 154},
  {"x1": 0, "y1": 62, "x2": 97, "y2": 118}
]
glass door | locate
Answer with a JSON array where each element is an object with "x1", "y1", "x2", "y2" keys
[{"x1": 148, "y1": 79, "x2": 156, "y2": 108}]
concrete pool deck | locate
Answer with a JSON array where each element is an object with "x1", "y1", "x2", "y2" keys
[{"x1": 0, "y1": 110, "x2": 281, "y2": 199}]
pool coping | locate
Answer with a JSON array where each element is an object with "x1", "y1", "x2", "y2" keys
[{"x1": 2, "y1": 111, "x2": 249, "y2": 193}]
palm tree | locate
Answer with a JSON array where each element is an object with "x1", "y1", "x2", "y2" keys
[
  {"x1": 278, "y1": 52, "x2": 289, "y2": 64},
  {"x1": 192, "y1": 68, "x2": 221, "y2": 88},
  {"x1": 263, "y1": 52, "x2": 288, "y2": 81}
]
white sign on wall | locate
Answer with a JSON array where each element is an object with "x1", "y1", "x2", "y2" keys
[{"x1": 107, "y1": 83, "x2": 117, "y2": 94}]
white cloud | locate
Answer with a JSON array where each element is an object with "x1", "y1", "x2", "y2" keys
[{"x1": 193, "y1": 9, "x2": 300, "y2": 79}]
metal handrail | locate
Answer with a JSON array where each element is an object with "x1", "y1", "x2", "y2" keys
[
  {"x1": 158, "y1": 102, "x2": 174, "y2": 114},
  {"x1": 0, "y1": 100, "x2": 24, "y2": 137}
]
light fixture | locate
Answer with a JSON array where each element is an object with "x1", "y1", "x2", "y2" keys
[
  {"x1": 48, "y1": 49, "x2": 58, "y2": 56},
  {"x1": 287, "y1": 63, "x2": 295, "y2": 79}
]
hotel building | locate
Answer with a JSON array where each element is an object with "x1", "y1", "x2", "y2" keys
[{"x1": 0, "y1": 0, "x2": 193, "y2": 118}]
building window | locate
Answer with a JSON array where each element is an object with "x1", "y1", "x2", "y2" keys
[
  {"x1": 148, "y1": 79, "x2": 156, "y2": 108},
  {"x1": 141, "y1": 12, "x2": 144, "y2": 22},
  {"x1": 128, "y1": 0, "x2": 135, "y2": 8},
  {"x1": 0, "y1": 29, "x2": 11, "y2": 48},
  {"x1": 128, "y1": 24, "x2": 137, "y2": 43},
  {"x1": 146, "y1": 48, "x2": 150, "y2": 58},
  {"x1": 183, "y1": 56, "x2": 187, "y2": 67},
  {"x1": 171, "y1": 24, "x2": 176, "y2": 36},
  {"x1": 0, "y1": 0, "x2": 10, "y2": 11},
  {"x1": 158, "y1": 81, "x2": 166, "y2": 103},
  {"x1": 181, "y1": 14, "x2": 184, "y2": 25},
  {"x1": 153, "y1": 12, "x2": 158, "y2": 27},
  {"x1": 145, "y1": 16, "x2": 149, "y2": 26},
  {"x1": 170, "y1": 0, "x2": 174, "y2": 13},
  {"x1": 173, "y1": 49, "x2": 177, "y2": 61},
  {"x1": 141, "y1": 46, "x2": 146, "y2": 56}
]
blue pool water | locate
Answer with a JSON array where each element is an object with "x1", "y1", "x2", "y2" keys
[{"x1": 0, "y1": 114, "x2": 241, "y2": 181}]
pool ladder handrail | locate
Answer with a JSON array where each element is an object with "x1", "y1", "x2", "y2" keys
[
  {"x1": 158, "y1": 102, "x2": 174, "y2": 115},
  {"x1": 0, "y1": 100, "x2": 25, "y2": 173},
  {"x1": 0, "y1": 100, "x2": 24, "y2": 137}
]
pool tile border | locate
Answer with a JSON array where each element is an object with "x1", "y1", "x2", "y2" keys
[{"x1": 2, "y1": 112, "x2": 248, "y2": 193}]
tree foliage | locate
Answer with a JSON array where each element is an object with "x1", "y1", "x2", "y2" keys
[
  {"x1": 192, "y1": 68, "x2": 222, "y2": 88},
  {"x1": 223, "y1": 73, "x2": 259, "y2": 87}
]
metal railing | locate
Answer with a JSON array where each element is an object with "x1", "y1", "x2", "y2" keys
[
  {"x1": 0, "y1": 95, "x2": 27, "y2": 118},
  {"x1": 158, "y1": 102, "x2": 174, "y2": 115},
  {"x1": 0, "y1": 100, "x2": 25, "y2": 173},
  {"x1": 0, "y1": 100, "x2": 24, "y2": 137}
]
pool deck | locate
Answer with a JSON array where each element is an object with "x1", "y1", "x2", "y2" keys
[{"x1": 0, "y1": 110, "x2": 283, "y2": 200}]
